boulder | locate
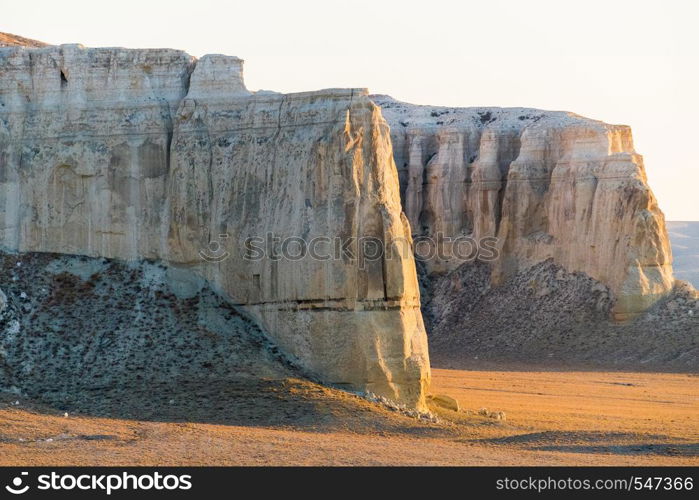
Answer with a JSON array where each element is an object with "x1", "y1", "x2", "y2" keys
[{"x1": 429, "y1": 394, "x2": 460, "y2": 412}]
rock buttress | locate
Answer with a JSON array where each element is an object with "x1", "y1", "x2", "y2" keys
[{"x1": 0, "y1": 45, "x2": 430, "y2": 409}]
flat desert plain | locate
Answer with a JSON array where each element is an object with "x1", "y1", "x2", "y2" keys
[{"x1": 1, "y1": 369, "x2": 696, "y2": 466}]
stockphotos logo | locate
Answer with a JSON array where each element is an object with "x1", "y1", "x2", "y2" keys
[
  {"x1": 3, "y1": 471, "x2": 192, "y2": 496},
  {"x1": 5, "y1": 472, "x2": 29, "y2": 494}
]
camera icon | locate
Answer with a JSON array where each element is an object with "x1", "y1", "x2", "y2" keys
[
  {"x1": 5, "y1": 472, "x2": 29, "y2": 494},
  {"x1": 199, "y1": 233, "x2": 231, "y2": 263}
]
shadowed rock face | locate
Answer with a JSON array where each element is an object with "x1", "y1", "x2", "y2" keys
[
  {"x1": 0, "y1": 45, "x2": 430, "y2": 409},
  {"x1": 373, "y1": 95, "x2": 675, "y2": 320}
]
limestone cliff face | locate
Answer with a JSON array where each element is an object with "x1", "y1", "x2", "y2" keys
[
  {"x1": 0, "y1": 45, "x2": 429, "y2": 408},
  {"x1": 373, "y1": 95, "x2": 674, "y2": 320}
]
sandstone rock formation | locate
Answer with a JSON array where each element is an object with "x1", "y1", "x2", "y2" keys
[
  {"x1": 0, "y1": 45, "x2": 430, "y2": 408},
  {"x1": 373, "y1": 95, "x2": 675, "y2": 320},
  {"x1": 0, "y1": 36, "x2": 691, "y2": 409}
]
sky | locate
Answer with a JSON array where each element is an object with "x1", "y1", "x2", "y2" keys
[{"x1": 3, "y1": 0, "x2": 698, "y2": 220}]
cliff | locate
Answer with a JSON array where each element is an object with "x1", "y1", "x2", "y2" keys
[
  {"x1": 373, "y1": 95, "x2": 675, "y2": 320},
  {"x1": 0, "y1": 45, "x2": 430, "y2": 408},
  {"x1": 0, "y1": 37, "x2": 688, "y2": 408}
]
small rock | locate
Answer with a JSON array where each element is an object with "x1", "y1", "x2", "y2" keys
[
  {"x1": 63, "y1": 412, "x2": 69, "y2": 418},
  {"x1": 429, "y1": 394, "x2": 460, "y2": 412}
]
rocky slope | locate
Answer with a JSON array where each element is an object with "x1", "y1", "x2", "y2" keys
[
  {"x1": 0, "y1": 32, "x2": 49, "y2": 48},
  {"x1": 0, "y1": 44, "x2": 429, "y2": 408},
  {"x1": 373, "y1": 95, "x2": 675, "y2": 321},
  {"x1": 0, "y1": 251, "x2": 300, "y2": 405},
  {"x1": 422, "y1": 260, "x2": 698, "y2": 370}
]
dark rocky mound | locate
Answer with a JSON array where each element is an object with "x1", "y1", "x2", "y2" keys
[
  {"x1": 422, "y1": 260, "x2": 699, "y2": 371},
  {"x1": 0, "y1": 252, "x2": 301, "y2": 411}
]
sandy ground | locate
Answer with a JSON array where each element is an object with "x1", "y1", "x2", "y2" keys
[{"x1": 1, "y1": 369, "x2": 697, "y2": 466}]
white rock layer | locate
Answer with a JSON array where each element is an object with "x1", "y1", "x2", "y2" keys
[
  {"x1": 0, "y1": 45, "x2": 430, "y2": 408},
  {"x1": 373, "y1": 95, "x2": 674, "y2": 320}
]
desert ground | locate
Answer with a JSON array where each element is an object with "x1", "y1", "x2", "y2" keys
[{"x1": 1, "y1": 368, "x2": 696, "y2": 466}]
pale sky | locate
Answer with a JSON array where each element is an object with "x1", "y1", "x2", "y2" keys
[{"x1": 3, "y1": 0, "x2": 698, "y2": 220}]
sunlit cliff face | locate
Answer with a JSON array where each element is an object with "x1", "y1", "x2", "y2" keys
[
  {"x1": 374, "y1": 95, "x2": 675, "y2": 320},
  {"x1": 0, "y1": 45, "x2": 430, "y2": 409}
]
